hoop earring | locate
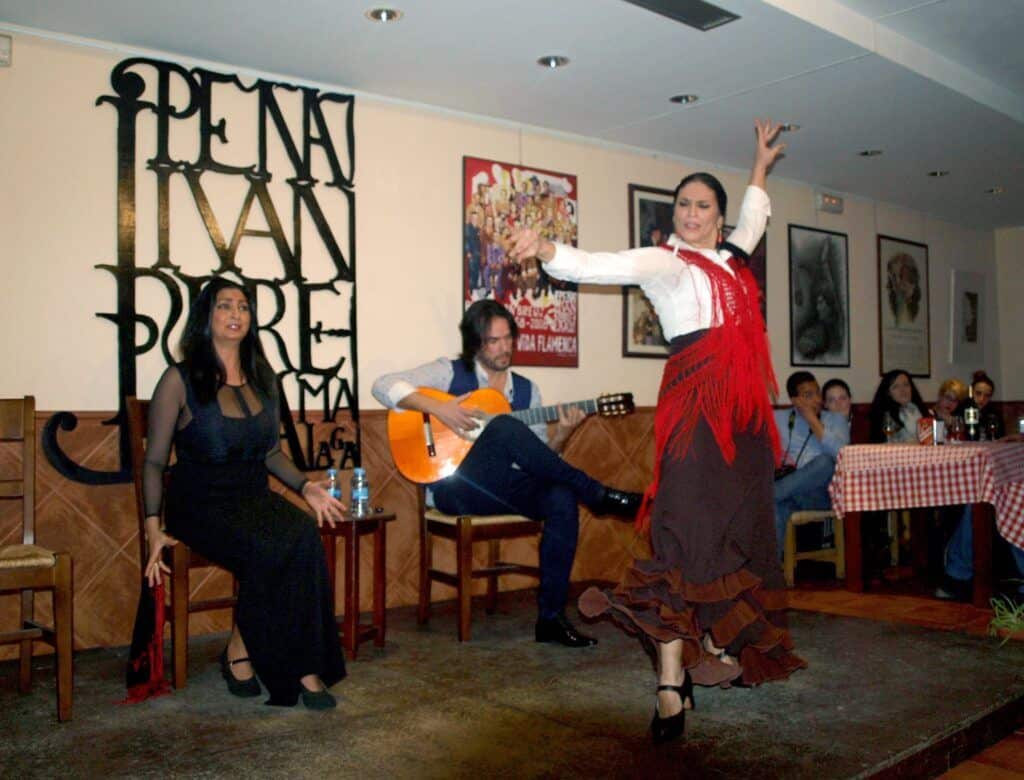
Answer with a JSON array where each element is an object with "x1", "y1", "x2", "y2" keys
[{"x1": 716, "y1": 227, "x2": 723, "y2": 246}]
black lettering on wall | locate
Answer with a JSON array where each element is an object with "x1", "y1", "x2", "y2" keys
[{"x1": 42, "y1": 57, "x2": 359, "y2": 484}]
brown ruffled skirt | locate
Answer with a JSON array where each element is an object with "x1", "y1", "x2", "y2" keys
[{"x1": 580, "y1": 416, "x2": 805, "y2": 687}]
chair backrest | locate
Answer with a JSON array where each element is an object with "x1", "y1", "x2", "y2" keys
[
  {"x1": 125, "y1": 396, "x2": 153, "y2": 569},
  {"x1": 0, "y1": 396, "x2": 36, "y2": 545}
]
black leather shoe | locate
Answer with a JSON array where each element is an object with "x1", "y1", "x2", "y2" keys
[
  {"x1": 535, "y1": 614, "x2": 598, "y2": 648},
  {"x1": 592, "y1": 487, "x2": 643, "y2": 519},
  {"x1": 219, "y1": 648, "x2": 262, "y2": 698}
]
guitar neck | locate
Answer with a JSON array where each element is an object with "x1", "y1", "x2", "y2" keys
[{"x1": 508, "y1": 399, "x2": 599, "y2": 427}]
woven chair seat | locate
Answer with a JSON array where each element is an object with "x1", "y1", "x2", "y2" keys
[
  {"x1": 424, "y1": 508, "x2": 533, "y2": 526},
  {"x1": 0, "y1": 544, "x2": 56, "y2": 570}
]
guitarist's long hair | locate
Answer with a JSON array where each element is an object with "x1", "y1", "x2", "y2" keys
[{"x1": 458, "y1": 299, "x2": 519, "y2": 369}]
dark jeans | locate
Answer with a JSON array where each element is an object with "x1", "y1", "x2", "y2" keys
[
  {"x1": 431, "y1": 416, "x2": 604, "y2": 619},
  {"x1": 773, "y1": 454, "x2": 836, "y2": 556}
]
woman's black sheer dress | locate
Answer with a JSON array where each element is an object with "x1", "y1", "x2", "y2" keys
[{"x1": 144, "y1": 365, "x2": 346, "y2": 705}]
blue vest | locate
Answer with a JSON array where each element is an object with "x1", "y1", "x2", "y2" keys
[{"x1": 448, "y1": 360, "x2": 532, "y2": 411}]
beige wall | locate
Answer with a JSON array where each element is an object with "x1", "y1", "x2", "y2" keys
[
  {"x1": 0, "y1": 31, "x2": 1013, "y2": 412},
  {"x1": 995, "y1": 227, "x2": 1024, "y2": 399}
]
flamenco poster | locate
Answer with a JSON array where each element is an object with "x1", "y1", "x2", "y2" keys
[{"x1": 462, "y1": 156, "x2": 579, "y2": 367}]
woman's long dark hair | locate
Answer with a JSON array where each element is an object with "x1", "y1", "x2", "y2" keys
[
  {"x1": 868, "y1": 369, "x2": 928, "y2": 443},
  {"x1": 179, "y1": 277, "x2": 274, "y2": 405}
]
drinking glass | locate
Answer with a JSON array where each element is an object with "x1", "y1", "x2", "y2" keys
[{"x1": 947, "y1": 416, "x2": 965, "y2": 443}]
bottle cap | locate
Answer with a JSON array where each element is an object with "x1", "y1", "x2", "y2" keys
[{"x1": 354, "y1": 467, "x2": 366, "y2": 475}]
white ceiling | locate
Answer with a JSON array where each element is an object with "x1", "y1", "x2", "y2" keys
[{"x1": 2, "y1": 0, "x2": 1023, "y2": 229}]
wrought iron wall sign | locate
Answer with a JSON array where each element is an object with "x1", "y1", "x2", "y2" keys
[{"x1": 43, "y1": 57, "x2": 359, "y2": 484}]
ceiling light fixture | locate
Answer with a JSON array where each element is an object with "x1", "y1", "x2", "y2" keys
[
  {"x1": 365, "y1": 8, "x2": 403, "y2": 22},
  {"x1": 985, "y1": 186, "x2": 1005, "y2": 194},
  {"x1": 537, "y1": 55, "x2": 569, "y2": 69},
  {"x1": 927, "y1": 170, "x2": 950, "y2": 177},
  {"x1": 669, "y1": 94, "x2": 699, "y2": 104},
  {"x1": 858, "y1": 149, "x2": 883, "y2": 157}
]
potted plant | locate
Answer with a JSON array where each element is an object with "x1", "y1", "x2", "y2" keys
[{"x1": 989, "y1": 594, "x2": 1024, "y2": 644}]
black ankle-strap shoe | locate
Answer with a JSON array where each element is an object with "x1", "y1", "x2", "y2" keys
[{"x1": 219, "y1": 648, "x2": 262, "y2": 698}]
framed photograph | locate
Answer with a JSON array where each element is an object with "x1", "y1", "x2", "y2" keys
[
  {"x1": 463, "y1": 156, "x2": 579, "y2": 367},
  {"x1": 950, "y1": 269, "x2": 984, "y2": 364},
  {"x1": 788, "y1": 224, "x2": 850, "y2": 367},
  {"x1": 878, "y1": 235, "x2": 930, "y2": 376},
  {"x1": 623, "y1": 184, "x2": 673, "y2": 357}
]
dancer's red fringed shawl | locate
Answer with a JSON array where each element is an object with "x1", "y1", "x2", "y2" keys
[
  {"x1": 636, "y1": 246, "x2": 781, "y2": 531},
  {"x1": 123, "y1": 581, "x2": 172, "y2": 703}
]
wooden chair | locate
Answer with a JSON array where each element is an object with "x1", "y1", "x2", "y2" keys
[
  {"x1": 783, "y1": 509, "x2": 846, "y2": 588},
  {"x1": 416, "y1": 487, "x2": 542, "y2": 641},
  {"x1": 126, "y1": 396, "x2": 237, "y2": 689},
  {"x1": 0, "y1": 396, "x2": 73, "y2": 721}
]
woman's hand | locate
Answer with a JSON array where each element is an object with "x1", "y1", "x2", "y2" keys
[
  {"x1": 144, "y1": 516, "x2": 176, "y2": 588},
  {"x1": 508, "y1": 228, "x2": 555, "y2": 264},
  {"x1": 750, "y1": 118, "x2": 786, "y2": 187},
  {"x1": 303, "y1": 480, "x2": 348, "y2": 528}
]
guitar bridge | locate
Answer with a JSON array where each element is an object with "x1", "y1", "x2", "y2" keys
[{"x1": 422, "y1": 413, "x2": 437, "y2": 458}]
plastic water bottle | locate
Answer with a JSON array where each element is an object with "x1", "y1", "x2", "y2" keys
[
  {"x1": 326, "y1": 468, "x2": 342, "y2": 500},
  {"x1": 350, "y1": 467, "x2": 370, "y2": 518}
]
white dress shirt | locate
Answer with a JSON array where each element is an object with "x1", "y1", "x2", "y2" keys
[{"x1": 543, "y1": 186, "x2": 770, "y2": 339}]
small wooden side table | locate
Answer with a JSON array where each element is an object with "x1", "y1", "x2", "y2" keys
[{"x1": 319, "y1": 511, "x2": 397, "y2": 658}]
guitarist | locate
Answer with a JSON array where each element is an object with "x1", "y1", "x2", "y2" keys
[{"x1": 372, "y1": 300, "x2": 641, "y2": 648}]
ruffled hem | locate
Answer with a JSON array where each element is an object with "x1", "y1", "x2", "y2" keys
[{"x1": 579, "y1": 563, "x2": 806, "y2": 688}]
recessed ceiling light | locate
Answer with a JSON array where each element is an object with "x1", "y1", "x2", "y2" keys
[
  {"x1": 985, "y1": 186, "x2": 1005, "y2": 194},
  {"x1": 669, "y1": 94, "x2": 699, "y2": 104},
  {"x1": 927, "y1": 170, "x2": 950, "y2": 177},
  {"x1": 365, "y1": 8, "x2": 403, "y2": 22},
  {"x1": 537, "y1": 55, "x2": 569, "y2": 69},
  {"x1": 780, "y1": 123, "x2": 800, "y2": 132},
  {"x1": 858, "y1": 149, "x2": 883, "y2": 157}
]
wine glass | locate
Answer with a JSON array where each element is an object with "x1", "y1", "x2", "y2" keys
[
  {"x1": 985, "y1": 419, "x2": 1000, "y2": 442},
  {"x1": 882, "y1": 412, "x2": 897, "y2": 443},
  {"x1": 947, "y1": 416, "x2": 965, "y2": 443}
]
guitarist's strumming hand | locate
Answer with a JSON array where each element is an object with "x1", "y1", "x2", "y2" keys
[
  {"x1": 550, "y1": 404, "x2": 586, "y2": 454},
  {"x1": 429, "y1": 392, "x2": 485, "y2": 440}
]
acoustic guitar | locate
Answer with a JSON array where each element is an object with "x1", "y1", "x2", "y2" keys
[{"x1": 387, "y1": 387, "x2": 635, "y2": 484}]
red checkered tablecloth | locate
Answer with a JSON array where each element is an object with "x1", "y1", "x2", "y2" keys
[{"x1": 829, "y1": 442, "x2": 1024, "y2": 548}]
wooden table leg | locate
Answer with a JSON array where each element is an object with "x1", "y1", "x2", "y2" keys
[
  {"x1": 343, "y1": 524, "x2": 360, "y2": 659},
  {"x1": 972, "y1": 503, "x2": 994, "y2": 609},
  {"x1": 373, "y1": 518, "x2": 386, "y2": 647},
  {"x1": 910, "y1": 509, "x2": 929, "y2": 575},
  {"x1": 844, "y1": 511, "x2": 864, "y2": 592}
]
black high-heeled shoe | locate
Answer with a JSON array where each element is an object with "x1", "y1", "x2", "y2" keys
[
  {"x1": 219, "y1": 648, "x2": 262, "y2": 698},
  {"x1": 650, "y1": 676, "x2": 694, "y2": 744}
]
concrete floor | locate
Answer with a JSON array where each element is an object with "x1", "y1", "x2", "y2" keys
[{"x1": 3, "y1": 592, "x2": 1024, "y2": 779}]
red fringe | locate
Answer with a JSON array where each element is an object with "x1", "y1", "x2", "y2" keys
[
  {"x1": 122, "y1": 582, "x2": 172, "y2": 704},
  {"x1": 636, "y1": 248, "x2": 780, "y2": 532}
]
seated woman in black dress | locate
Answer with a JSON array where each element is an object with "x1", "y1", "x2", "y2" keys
[{"x1": 142, "y1": 278, "x2": 347, "y2": 709}]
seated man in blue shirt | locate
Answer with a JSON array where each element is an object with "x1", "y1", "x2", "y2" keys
[
  {"x1": 372, "y1": 300, "x2": 641, "y2": 647},
  {"x1": 773, "y1": 370, "x2": 850, "y2": 555}
]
